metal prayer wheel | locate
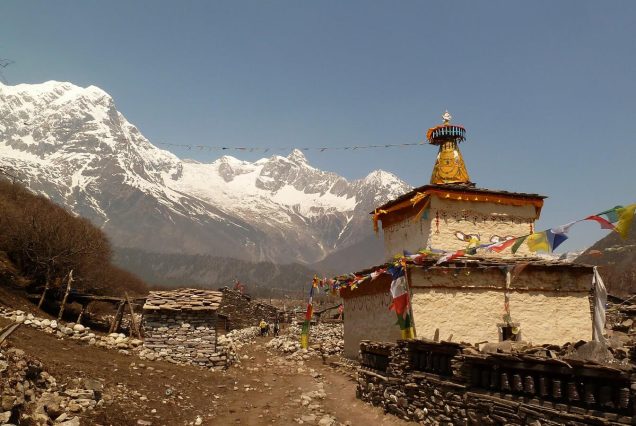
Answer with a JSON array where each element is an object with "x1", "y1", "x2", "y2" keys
[
  {"x1": 432, "y1": 354, "x2": 440, "y2": 371},
  {"x1": 618, "y1": 388, "x2": 630, "y2": 409},
  {"x1": 584, "y1": 383, "x2": 596, "y2": 405},
  {"x1": 480, "y1": 370, "x2": 489, "y2": 387},
  {"x1": 539, "y1": 376, "x2": 549, "y2": 397},
  {"x1": 513, "y1": 374, "x2": 523, "y2": 392},
  {"x1": 490, "y1": 370, "x2": 499, "y2": 389},
  {"x1": 524, "y1": 375, "x2": 535, "y2": 395},
  {"x1": 440, "y1": 356, "x2": 448, "y2": 374},
  {"x1": 599, "y1": 385, "x2": 614, "y2": 408},
  {"x1": 501, "y1": 372, "x2": 511, "y2": 391},
  {"x1": 470, "y1": 368, "x2": 480, "y2": 386},
  {"x1": 567, "y1": 382, "x2": 580, "y2": 402},
  {"x1": 552, "y1": 379, "x2": 562, "y2": 399}
]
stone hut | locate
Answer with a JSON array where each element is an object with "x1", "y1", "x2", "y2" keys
[
  {"x1": 142, "y1": 288, "x2": 225, "y2": 367},
  {"x1": 217, "y1": 287, "x2": 283, "y2": 329},
  {"x1": 340, "y1": 112, "x2": 600, "y2": 358}
]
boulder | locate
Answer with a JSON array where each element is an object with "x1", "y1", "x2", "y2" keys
[{"x1": 564, "y1": 341, "x2": 613, "y2": 364}]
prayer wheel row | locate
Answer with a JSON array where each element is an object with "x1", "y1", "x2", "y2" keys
[{"x1": 473, "y1": 367, "x2": 631, "y2": 410}]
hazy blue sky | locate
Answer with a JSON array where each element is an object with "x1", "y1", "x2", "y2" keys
[{"x1": 2, "y1": 1, "x2": 635, "y2": 252}]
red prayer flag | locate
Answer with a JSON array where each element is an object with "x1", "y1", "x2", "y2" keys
[
  {"x1": 585, "y1": 215, "x2": 615, "y2": 230},
  {"x1": 304, "y1": 304, "x2": 313, "y2": 321},
  {"x1": 489, "y1": 238, "x2": 516, "y2": 253},
  {"x1": 389, "y1": 293, "x2": 409, "y2": 316}
]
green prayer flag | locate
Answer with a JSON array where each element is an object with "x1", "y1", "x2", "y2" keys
[
  {"x1": 511, "y1": 236, "x2": 527, "y2": 254},
  {"x1": 396, "y1": 312, "x2": 412, "y2": 330},
  {"x1": 601, "y1": 206, "x2": 622, "y2": 223}
]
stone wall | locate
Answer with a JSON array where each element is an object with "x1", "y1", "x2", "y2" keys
[
  {"x1": 142, "y1": 310, "x2": 228, "y2": 369},
  {"x1": 357, "y1": 340, "x2": 635, "y2": 425},
  {"x1": 217, "y1": 287, "x2": 283, "y2": 329},
  {"x1": 383, "y1": 196, "x2": 538, "y2": 259}
]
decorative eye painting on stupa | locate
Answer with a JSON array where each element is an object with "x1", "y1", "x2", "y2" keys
[{"x1": 455, "y1": 232, "x2": 515, "y2": 244}]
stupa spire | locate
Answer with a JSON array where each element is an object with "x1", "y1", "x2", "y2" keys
[{"x1": 427, "y1": 110, "x2": 471, "y2": 185}]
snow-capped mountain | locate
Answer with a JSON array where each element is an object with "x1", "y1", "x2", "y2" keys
[{"x1": 0, "y1": 81, "x2": 411, "y2": 267}]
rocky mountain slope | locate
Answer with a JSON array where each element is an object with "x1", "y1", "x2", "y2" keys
[
  {"x1": 113, "y1": 248, "x2": 317, "y2": 298},
  {"x1": 0, "y1": 81, "x2": 411, "y2": 269},
  {"x1": 577, "y1": 225, "x2": 636, "y2": 296}
]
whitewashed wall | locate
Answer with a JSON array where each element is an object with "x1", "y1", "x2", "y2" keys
[
  {"x1": 382, "y1": 196, "x2": 538, "y2": 259},
  {"x1": 343, "y1": 292, "x2": 403, "y2": 359},
  {"x1": 409, "y1": 267, "x2": 592, "y2": 346}
]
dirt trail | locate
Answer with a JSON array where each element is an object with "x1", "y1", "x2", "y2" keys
[{"x1": 2, "y1": 317, "x2": 410, "y2": 425}]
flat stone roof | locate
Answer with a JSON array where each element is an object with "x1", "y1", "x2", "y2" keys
[{"x1": 143, "y1": 288, "x2": 223, "y2": 312}]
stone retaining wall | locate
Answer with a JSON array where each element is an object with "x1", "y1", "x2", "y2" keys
[
  {"x1": 357, "y1": 340, "x2": 635, "y2": 425},
  {"x1": 217, "y1": 287, "x2": 283, "y2": 329},
  {"x1": 142, "y1": 310, "x2": 228, "y2": 369}
]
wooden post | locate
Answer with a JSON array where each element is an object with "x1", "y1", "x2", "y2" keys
[
  {"x1": 404, "y1": 264, "x2": 417, "y2": 339},
  {"x1": 109, "y1": 301, "x2": 125, "y2": 334},
  {"x1": 125, "y1": 292, "x2": 140, "y2": 339},
  {"x1": 0, "y1": 323, "x2": 22, "y2": 346},
  {"x1": 38, "y1": 275, "x2": 59, "y2": 309},
  {"x1": 76, "y1": 302, "x2": 89, "y2": 324},
  {"x1": 57, "y1": 270, "x2": 73, "y2": 321},
  {"x1": 37, "y1": 282, "x2": 49, "y2": 309}
]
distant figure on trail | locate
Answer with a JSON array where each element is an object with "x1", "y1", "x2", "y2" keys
[
  {"x1": 259, "y1": 319, "x2": 268, "y2": 337},
  {"x1": 273, "y1": 321, "x2": 280, "y2": 337}
]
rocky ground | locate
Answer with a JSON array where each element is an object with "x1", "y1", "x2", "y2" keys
[
  {"x1": 0, "y1": 311, "x2": 410, "y2": 425},
  {"x1": 266, "y1": 323, "x2": 344, "y2": 361}
]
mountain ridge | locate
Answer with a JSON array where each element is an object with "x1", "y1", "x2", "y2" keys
[{"x1": 0, "y1": 80, "x2": 411, "y2": 270}]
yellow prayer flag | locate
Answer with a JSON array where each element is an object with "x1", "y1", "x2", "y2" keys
[
  {"x1": 526, "y1": 232, "x2": 550, "y2": 252},
  {"x1": 615, "y1": 204, "x2": 636, "y2": 239},
  {"x1": 400, "y1": 327, "x2": 415, "y2": 339},
  {"x1": 300, "y1": 333, "x2": 309, "y2": 349}
]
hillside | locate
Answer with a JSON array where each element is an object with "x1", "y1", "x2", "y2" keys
[
  {"x1": 113, "y1": 248, "x2": 317, "y2": 298},
  {"x1": 0, "y1": 177, "x2": 147, "y2": 299},
  {"x1": 576, "y1": 225, "x2": 636, "y2": 295}
]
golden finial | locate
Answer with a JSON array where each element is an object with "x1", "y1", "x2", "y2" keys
[{"x1": 428, "y1": 111, "x2": 471, "y2": 185}]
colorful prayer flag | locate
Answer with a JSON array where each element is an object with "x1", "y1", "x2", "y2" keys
[
  {"x1": 389, "y1": 293, "x2": 409, "y2": 316},
  {"x1": 369, "y1": 268, "x2": 387, "y2": 280},
  {"x1": 436, "y1": 249, "x2": 464, "y2": 264},
  {"x1": 598, "y1": 206, "x2": 622, "y2": 224},
  {"x1": 388, "y1": 266, "x2": 411, "y2": 316},
  {"x1": 304, "y1": 303, "x2": 313, "y2": 321},
  {"x1": 488, "y1": 238, "x2": 516, "y2": 253},
  {"x1": 585, "y1": 215, "x2": 615, "y2": 230},
  {"x1": 615, "y1": 204, "x2": 636, "y2": 239},
  {"x1": 397, "y1": 312, "x2": 415, "y2": 338},
  {"x1": 546, "y1": 229, "x2": 569, "y2": 251},
  {"x1": 526, "y1": 232, "x2": 550, "y2": 252},
  {"x1": 511, "y1": 236, "x2": 527, "y2": 254},
  {"x1": 551, "y1": 221, "x2": 578, "y2": 235}
]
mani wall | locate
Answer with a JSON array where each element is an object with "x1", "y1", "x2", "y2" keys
[
  {"x1": 358, "y1": 340, "x2": 635, "y2": 425},
  {"x1": 382, "y1": 196, "x2": 538, "y2": 259}
]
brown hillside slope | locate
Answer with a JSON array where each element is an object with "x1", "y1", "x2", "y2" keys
[
  {"x1": 0, "y1": 178, "x2": 147, "y2": 298},
  {"x1": 577, "y1": 224, "x2": 636, "y2": 296}
]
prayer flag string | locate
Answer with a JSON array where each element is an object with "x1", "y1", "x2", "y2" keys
[{"x1": 156, "y1": 141, "x2": 427, "y2": 152}]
